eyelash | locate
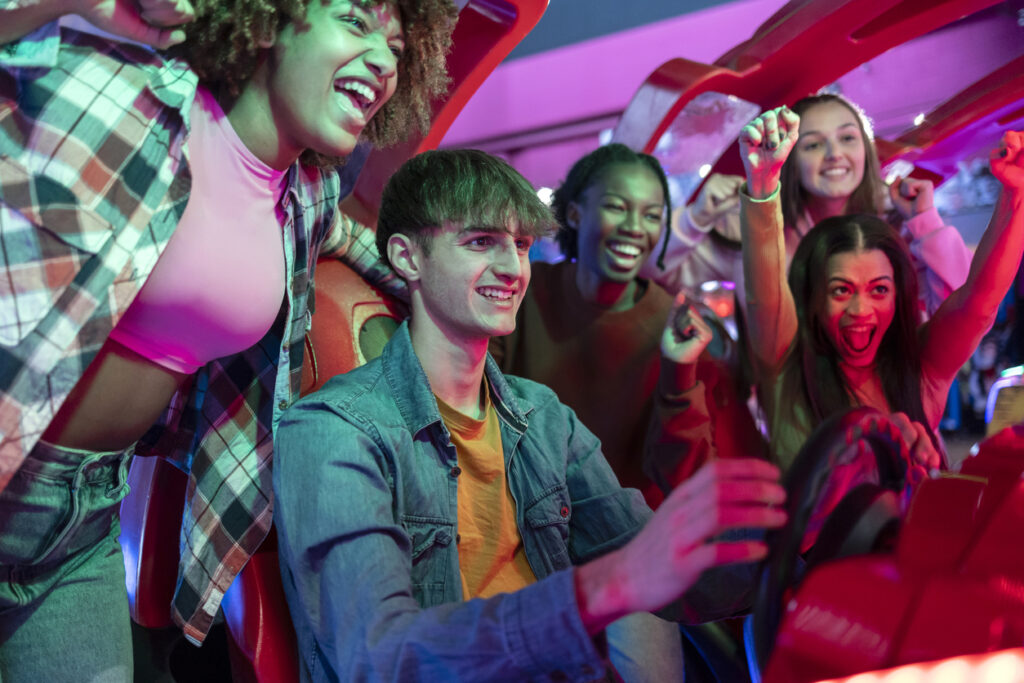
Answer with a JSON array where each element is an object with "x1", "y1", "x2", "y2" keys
[{"x1": 340, "y1": 15, "x2": 367, "y2": 32}]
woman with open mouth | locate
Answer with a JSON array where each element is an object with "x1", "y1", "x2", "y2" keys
[
  {"x1": 0, "y1": 0, "x2": 454, "y2": 678},
  {"x1": 646, "y1": 93, "x2": 971, "y2": 320},
  {"x1": 737, "y1": 106, "x2": 1024, "y2": 471}
]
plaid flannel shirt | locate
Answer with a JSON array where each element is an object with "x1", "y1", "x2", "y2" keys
[{"x1": 0, "y1": 21, "x2": 394, "y2": 643}]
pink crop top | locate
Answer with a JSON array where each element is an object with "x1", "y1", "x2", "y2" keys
[{"x1": 109, "y1": 85, "x2": 288, "y2": 374}]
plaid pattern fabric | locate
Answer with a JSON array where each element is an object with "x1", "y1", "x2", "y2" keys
[{"x1": 0, "y1": 23, "x2": 395, "y2": 643}]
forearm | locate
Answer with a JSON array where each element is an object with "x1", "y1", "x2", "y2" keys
[
  {"x1": 643, "y1": 366, "x2": 713, "y2": 494},
  {"x1": 962, "y1": 190, "x2": 1023, "y2": 311},
  {"x1": 0, "y1": 0, "x2": 75, "y2": 44},
  {"x1": 328, "y1": 561, "x2": 606, "y2": 681},
  {"x1": 924, "y1": 190, "x2": 1024, "y2": 379},
  {"x1": 904, "y1": 208, "x2": 971, "y2": 314},
  {"x1": 639, "y1": 205, "x2": 740, "y2": 293},
  {"x1": 740, "y1": 186, "x2": 797, "y2": 372}
]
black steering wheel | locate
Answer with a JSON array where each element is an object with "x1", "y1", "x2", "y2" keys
[{"x1": 747, "y1": 407, "x2": 910, "y2": 676}]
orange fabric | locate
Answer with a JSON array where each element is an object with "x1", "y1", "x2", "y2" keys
[{"x1": 435, "y1": 388, "x2": 537, "y2": 600}]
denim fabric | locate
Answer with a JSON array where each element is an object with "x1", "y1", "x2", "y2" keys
[
  {"x1": 274, "y1": 321, "x2": 654, "y2": 682},
  {"x1": 0, "y1": 440, "x2": 134, "y2": 681}
]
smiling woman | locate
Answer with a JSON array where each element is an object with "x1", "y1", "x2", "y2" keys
[
  {"x1": 172, "y1": 0, "x2": 455, "y2": 153},
  {"x1": 738, "y1": 109, "x2": 1024, "y2": 471},
  {"x1": 0, "y1": 0, "x2": 456, "y2": 678},
  {"x1": 490, "y1": 144, "x2": 686, "y2": 498}
]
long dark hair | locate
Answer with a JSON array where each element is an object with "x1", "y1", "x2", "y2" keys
[
  {"x1": 780, "y1": 94, "x2": 887, "y2": 229},
  {"x1": 551, "y1": 144, "x2": 672, "y2": 266},
  {"x1": 781, "y1": 214, "x2": 931, "y2": 436}
]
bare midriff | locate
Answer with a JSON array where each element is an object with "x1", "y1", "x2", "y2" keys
[{"x1": 41, "y1": 337, "x2": 192, "y2": 452}]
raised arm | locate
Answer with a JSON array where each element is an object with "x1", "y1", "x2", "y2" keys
[
  {"x1": 738, "y1": 107, "x2": 801, "y2": 375},
  {"x1": 643, "y1": 294, "x2": 716, "y2": 493},
  {"x1": 0, "y1": 0, "x2": 193, "y2": 48},
  {"x1": 920, "y1": 131, "x2": 1024, "y2": 386},
  {"x1": 638, "y1": 174, "x2": 746, "y2": 294},
  {"x1": 890, "y1": 177, "x2": 971, "y2": 315}
]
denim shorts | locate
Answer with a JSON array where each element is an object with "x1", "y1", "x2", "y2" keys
[{"x1": 0, "y1": 439, "x2": 133, "y2": 610}]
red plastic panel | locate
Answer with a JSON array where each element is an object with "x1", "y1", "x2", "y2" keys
[
  {"x1": 341, "y1": 0, "x2": 549, "y2": 227},
  {"x1": 221, "y1": 260, "x2": 407, "y2": 681},
  {"x1": 881, "y1": 54, "x2": 1024, "y2": 181},
  {"x1": 119, "y1": 454, "x2": 188, "y2": 629},
  {"x1": 960, "y1": 481, "x2": 1024, "y2": 579},
  {"x1": 896, "y1": 475, "x2": 985, "y2": 574},
  {"x1": 221, "y1": 529, "x2": 300, "y2": 683},
  {"x1": 300, "y1": 259, "x2": 408, "y2": 395},
  {"x1": 895, "y1": 576, "x2": 1024, "y2": 664},
  {"x1": 765, "y1": 556, "x2": 914, "y2": 683},
  {"x1": 614, "y1": 0, "x2": 1003, "y2": 186}
]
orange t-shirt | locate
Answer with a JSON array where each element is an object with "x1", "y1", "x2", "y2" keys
[{"x1": 435, "y1": 387, "x2": 537, "y2": 599}]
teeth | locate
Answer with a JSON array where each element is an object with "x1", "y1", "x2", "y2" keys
[
  {"x1": 823, "y1": 168, "x2": 848, "y2": 176},
  {"x1": 336, "y1": 80, "x2": 377, "y2": 105},
  {"x1": 478, "y1": 287, "x2": 513, "y2": 301},
  {"x1": 608, "y1": 242, "x2": 642, "y2": 257}
]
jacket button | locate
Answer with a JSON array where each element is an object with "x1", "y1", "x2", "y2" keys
[
  {"x1": 456, "y1": 534, "x2": 461, "y2": 545},
  {"x1": 450, "y1": 465, "x2": 462, "y2": 478},
  {"x1": 560, "y1": 506, "x2": 569, "y2": 518},
  {"x1": 278, "y1": 400, "x2": 289, "y2": 410}
]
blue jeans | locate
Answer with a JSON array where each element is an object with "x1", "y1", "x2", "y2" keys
[{"x1": 0, "y1": 440, "x2": 134, "y2": 682}]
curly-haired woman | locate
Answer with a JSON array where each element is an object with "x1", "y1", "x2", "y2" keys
[{"x1": 0, "y1": 0, "x2": 455, "y2": 677}]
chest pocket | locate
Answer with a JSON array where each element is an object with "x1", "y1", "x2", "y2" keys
[
  {"x1": 523, "y1": 484, "x2": 572, "y2": 574},
  {"x1": 401, "y1": 516, "x2": 454, "y2": 607}
]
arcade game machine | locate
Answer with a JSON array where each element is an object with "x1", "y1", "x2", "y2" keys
[{"x1": 611, "y1": 1, "x2": 1024, "y2": 681}]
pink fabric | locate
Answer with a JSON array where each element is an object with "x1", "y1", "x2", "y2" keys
[{"x1": 109, "y1": 86, "x2": 288, "y2": 374}]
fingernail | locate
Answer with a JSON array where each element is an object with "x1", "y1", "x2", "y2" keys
[{"x1": 169, "y1": 29, "x2": 186, "y2": 46}]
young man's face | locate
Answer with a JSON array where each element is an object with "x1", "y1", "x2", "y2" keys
[
  {"x1": 267, "y1": 1, "x2": 404, "y2": 161},
  {"x1": 414, "y1": 223, "x2": 534, "y2": 343}
]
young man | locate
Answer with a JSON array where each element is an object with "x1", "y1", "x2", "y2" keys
[{"x1": 273, "y1": 149, "x2": 786, "y2": 681}]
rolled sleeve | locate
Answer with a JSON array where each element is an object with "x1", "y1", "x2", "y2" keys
[{"x1": 1, "y1": 21, "x2": 60, "y2": 68}]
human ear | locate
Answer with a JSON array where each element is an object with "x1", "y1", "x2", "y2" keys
[
  {"x1": 387, "y1": 234, "x2": 422, "y2": 282},
  {"x1": 566, "y1": 201, "x2": 582, "y2": 230}
]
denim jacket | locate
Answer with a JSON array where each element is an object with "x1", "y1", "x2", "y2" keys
[{"x1": 273, "y1": 322, "x2": 652, "y2": 682}]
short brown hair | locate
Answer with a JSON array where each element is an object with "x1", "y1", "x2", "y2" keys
[{"x1": 377, "y1": 149, "x2": 556, "y2": 274}]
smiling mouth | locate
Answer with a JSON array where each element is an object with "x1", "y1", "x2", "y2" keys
[
  {"x1": 477, "y1": 286, "x2": 517, "y2": 303},
  {"x1": 605, "y1": 240, "x2": 645, "y2": 268},
  {"x1": 821, "y1": 168, "x2": 850, "y2": 178},
  {"x1": 334, "y1": 79, "x2": 379, "y2": 117}
]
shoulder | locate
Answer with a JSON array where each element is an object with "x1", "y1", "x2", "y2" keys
[
  {"x1": 500, "y1": 372, "x2": 564, "y2": 410},
  {"x1": 526, "y1": 261, "x2": 568, "y2": 298},
  {"x1": 497, "y1": 372, "x2": 590, "y2": 438},
  {"x1": 285, "y1": 356, "x2": 391, "y2": 423}
]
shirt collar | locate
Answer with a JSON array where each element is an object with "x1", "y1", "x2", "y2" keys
[{"x1": 382, "y1": 321, "x2": 532, "y2": 437}]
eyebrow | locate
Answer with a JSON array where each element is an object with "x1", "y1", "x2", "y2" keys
[
  {"x1": 457, "y1": 225, "x2": 508, "y2": 236},
  {"x1": 601, "y1": 192, "x2": 665, "y2": 210},
  {"x1": 335, "y1": 1, "x2": 406, "y2": 39},
  {"x1": 828, "y1": 275, "x2": 894, "y2": 285},
  {"x1": 799, "y1": 122, "x2": 860, "y2": 140}
]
